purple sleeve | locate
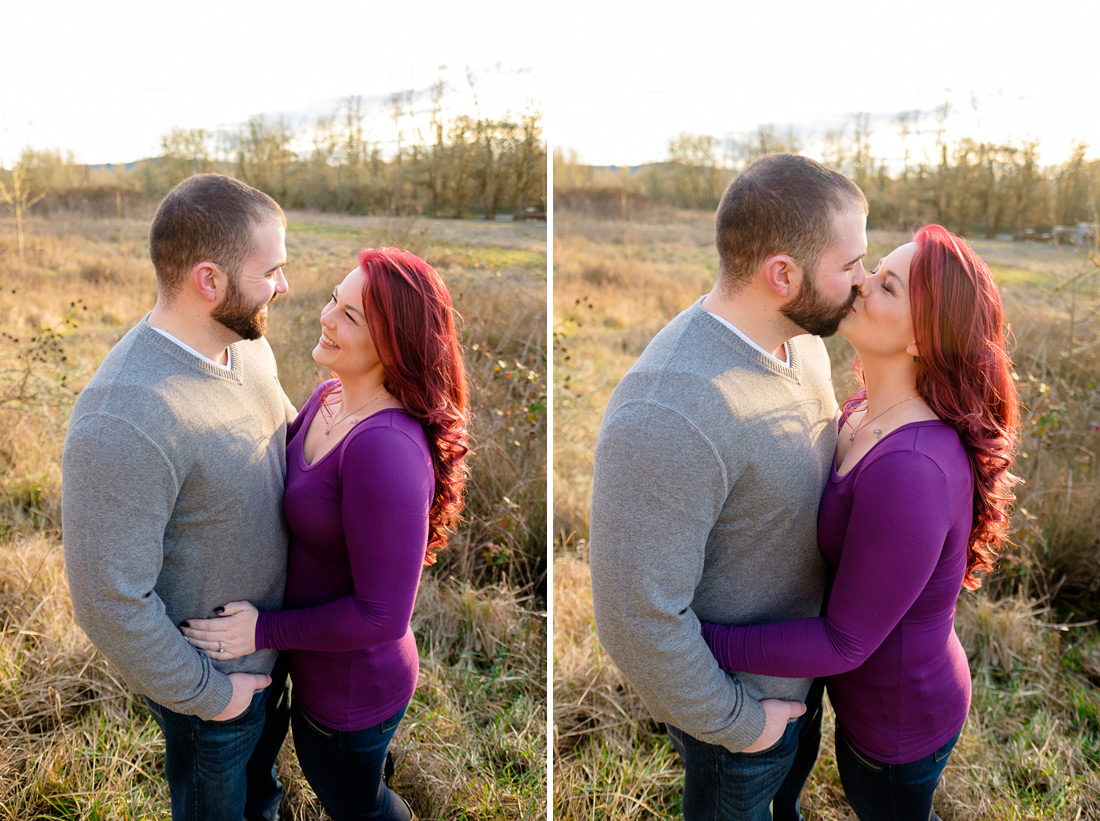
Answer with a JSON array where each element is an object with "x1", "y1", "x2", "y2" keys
[
  {"x1": 701, "y1": 451, "x2": 952, "y2": 677},
  {"x1": 256, "y1": 426, "x2": 431, "y2": 652}
]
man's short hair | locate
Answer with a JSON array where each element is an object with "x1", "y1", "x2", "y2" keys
[
  {"x1": 715, "y1": 154, "x2": 867, "y2": 288},
  {"x1": 149, "y1": 174, "x2": 286, "y2": 295}
]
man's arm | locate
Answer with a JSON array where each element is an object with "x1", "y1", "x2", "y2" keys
[
  {"x1": 62, "y1": 413, "x2": 234, "y2": 720},
  {"x1": 589, "y1": 400, "x2": 768, "y2": 753}
]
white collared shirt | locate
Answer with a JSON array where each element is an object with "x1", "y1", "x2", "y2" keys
[
  {"x1": 150, "y1": 327, "x2": 233, "y2": 370},
  {"x1": 705, "y1": 311, "x2": 790, "y2": 367}
]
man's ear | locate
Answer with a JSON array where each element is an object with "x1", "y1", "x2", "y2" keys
[
  {"x1": 191, "y1": 262, "x2": 224, "y2": 304},
  {"x1": 763, "y1": 254, "x2": 799, "y2": 299}
]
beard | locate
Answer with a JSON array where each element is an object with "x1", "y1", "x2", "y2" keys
[
  {"x1": 781, "y1": 267, "x2": 858, "y2": 338},
  {"x1": 212, "y1": 275, "x2": 272, "y2": 341}
]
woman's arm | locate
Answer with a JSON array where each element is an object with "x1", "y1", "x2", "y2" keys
[
  {"x1": 702, "y1": 451, "x2": 954, "y2": 678},
  {"x1": 183, "y1": 423, "x2": 432, "y2": 657},
  {"x1": 258, "y1": 425, "x2": 432, "y2": 651}
]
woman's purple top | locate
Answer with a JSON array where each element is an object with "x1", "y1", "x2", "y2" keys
[
  {"x1": 255, "y1": 381, "x2": 433, "y2": 731},
  {"x1": 702, "y1": 420, "x2": 974, "y2": 763}
]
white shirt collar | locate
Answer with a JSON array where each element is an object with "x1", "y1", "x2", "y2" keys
[
  {"x1": 705, "y1": 311, "x2": 789, "y2": 367},
  {"x1": 149, "y1": 326, "x2": 233, "y2": 370}
]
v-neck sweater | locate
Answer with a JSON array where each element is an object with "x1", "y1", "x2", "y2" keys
[
  {"x1": 62, "y1": 318, "x2": 290, "y2": 720},
  {"x1": 589, "y1": 298, "x2": 838, "y2": 753}
]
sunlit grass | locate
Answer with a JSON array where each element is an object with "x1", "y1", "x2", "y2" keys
[
  {"x1": 0, "y1": 210, "x2": 546, "y2": 820},
  {"x1": 553, "y1": 209, "x2": 1100, "y2": 819}
]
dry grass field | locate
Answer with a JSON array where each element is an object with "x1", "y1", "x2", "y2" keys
[
  {"x1": 553, "y1": 209, "x2": 1100, "y2": 819},
  {"x1": 0, "y1": 210, "x2": 547, "y2": 820}
]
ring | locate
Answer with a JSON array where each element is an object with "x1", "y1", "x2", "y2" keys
[{"x1": 218, "y1": 641, "x2": 223, "y2": 653}]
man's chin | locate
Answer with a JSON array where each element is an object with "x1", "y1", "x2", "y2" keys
[{"x1": 213, "y1": 313, "x2": 267, "y2": 341}]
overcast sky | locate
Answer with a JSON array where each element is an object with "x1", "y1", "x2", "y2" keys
[
  {"x1": 5, "y1": 2, "x2": 1095, "y2": 171},
  {"x1": 0, "y1": 0, "x2": 545, "y2": 165},
  {"x1": 550, "y1": 0, "x2": 1100, "y2": 167}
]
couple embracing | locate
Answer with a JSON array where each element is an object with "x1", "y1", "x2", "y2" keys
[
  {"x1": 590, "y1": 155, "x2": 1020, "y2": 820},
  {"x1": 62, "y1": 174, "x2": 469, "y2": 820}
]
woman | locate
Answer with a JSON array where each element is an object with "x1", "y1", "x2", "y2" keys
[
  {"x1": 182, "y1": 247, "x2": 470, "y2": 820},
  {"x1": 700, "y1": 225, "x2": 1019, "y2": 820}
]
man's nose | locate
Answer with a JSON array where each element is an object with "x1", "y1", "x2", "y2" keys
[
  {"x1": 274, "y1": 268, "x2": 289, "y2": 294},
  {"x1": 851, "y1": 260, "x2": 867, "y2": 288}
]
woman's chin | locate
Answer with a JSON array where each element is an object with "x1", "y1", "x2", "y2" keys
[{"x1": 311, "y1": 345, "x2": 335, "y2": 368}]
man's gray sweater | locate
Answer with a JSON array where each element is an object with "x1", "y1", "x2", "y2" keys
[
  {"x1": 62, "y1": 318, "x2": 290, "y2": 720},
  {"x1": 589, "y1": 299, "x2": 838, "y2": 753}
]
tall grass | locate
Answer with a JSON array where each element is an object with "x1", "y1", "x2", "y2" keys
[
  {"x1": 0, "y1": 211, "x2": 547, "y2": 820},
  {"x1": 553, "y1": 210, "x2": 1100, "y2": 819}
]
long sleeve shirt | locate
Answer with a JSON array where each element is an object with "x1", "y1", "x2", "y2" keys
[
  {"x1": 255, "y1": 382, "x2": 432, "y2": 730},
  {"x1": 702, "y1": 420, "x2": 973, "y2": 763}
]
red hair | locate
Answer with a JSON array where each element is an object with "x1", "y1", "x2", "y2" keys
[
  {"x1": 908, "y1": 224, "x2": 1020, "y2": 589},
  {"x1": 354, "y1": 247, "x2": 470, "y2": 565}
]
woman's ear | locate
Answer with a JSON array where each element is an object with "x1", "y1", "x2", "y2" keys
[{"x1": 905, "y1": 340, "x2": 921, "y2": 359}]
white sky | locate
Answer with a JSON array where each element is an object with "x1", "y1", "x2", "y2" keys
[
  {"x1": 551, "y1": 0, "x2": 1100, "y2": 168},
  {"x1": 0, "y1": 0, "x2": 545, "y2": 166}
]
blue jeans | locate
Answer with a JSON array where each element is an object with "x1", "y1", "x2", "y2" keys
[
  {"x1": 667, "y1": 679, "x2": 824, "y2": 821},
  {"x1": 291, "y1": 699, "x2": 413, "y2": 820},
  {"x1": 144, "y1": 663, "x2": 289, "y2": 821},
  {"x1": 835, "y1": 722, "x2": 960, "y2": 821}
]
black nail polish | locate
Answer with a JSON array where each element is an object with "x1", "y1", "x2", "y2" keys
[
  {"x1": 179, "y1": 620, "x2": 190, "y2": 628},
  {"x1": 214, "y1": 606, "x2": 225, "y2": 615}
]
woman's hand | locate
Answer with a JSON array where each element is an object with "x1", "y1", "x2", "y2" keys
[
  {"x1": 740, "y1": 699, "x2": 806, "y2": 753},
  {"x1": 180, "y1": 601, "x2": 259, "y2": 660}
]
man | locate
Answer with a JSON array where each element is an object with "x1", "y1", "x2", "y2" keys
[
  {"x1": 589, "y1": 154, "x2": 868, "y2": 820},
  {"x1": 62, "y1": 174, "x2": 294, "y2": 821}
]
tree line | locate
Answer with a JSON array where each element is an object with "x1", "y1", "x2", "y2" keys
[
  {"x1": 3, "y1": 95, "x2": 546, "y2": 221},
  {"x1": 556, "y1": 113, "x2": 1100, "y2": 243}
]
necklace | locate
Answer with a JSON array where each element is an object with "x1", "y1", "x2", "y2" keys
[
  {"x1": 848, "y1": 394, "x2": 919, "y2": 442},
  {"x1": 323, "y1": 391, "x2": 390, "y2": 436}
]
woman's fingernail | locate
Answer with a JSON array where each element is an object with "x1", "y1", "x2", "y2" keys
[
  {"x1": 214, "y1": 607, "x2": 225, "y2": 615},
  {"x1": 179, "y1": 621, "x2": 190, "y2": 628}
]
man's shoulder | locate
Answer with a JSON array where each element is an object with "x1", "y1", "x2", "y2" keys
[
  {"x1": 75, "y1": 322, "x2": 163, "y2": 404},
  {"x1": 69, "y1": 321, "x2": 203, "y2": 443},
  {"x1": 617, "y1": 304, "x2": 743, "y2": 392}
]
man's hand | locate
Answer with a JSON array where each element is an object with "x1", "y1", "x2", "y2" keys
[
  {"x1": 210, "y1": 673, "x2": 271, "y2": 722},
  {"x1": 740, "y1": 699, "x2": 806, "y2": 753}
]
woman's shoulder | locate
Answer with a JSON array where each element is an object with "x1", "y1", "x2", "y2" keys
[
  {"x1": 342, "y1": 409, "x2": 430, "y2": 456},
  {"x1": 857, "y1": 421, "x2": 971, "y2": 488},
  {"x1": 336, "y1": 411, "x2": 433, "y2": 492}
]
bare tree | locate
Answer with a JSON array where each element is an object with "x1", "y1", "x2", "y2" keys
[{"x1": 0, "y1": 159, "x2": 46, "y2": 272}]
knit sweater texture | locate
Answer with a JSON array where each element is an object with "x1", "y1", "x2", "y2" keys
[
  {"x1": 62, "y1": 318, "x2": 290, "y2": 720},
  {"x1": 589, "y1": 298, "x2": 837, "y2": 753}
]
